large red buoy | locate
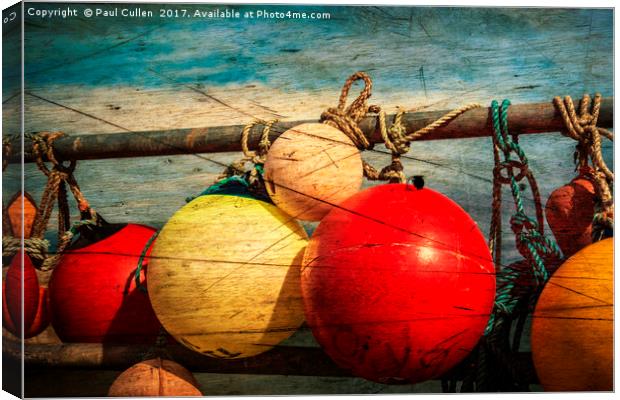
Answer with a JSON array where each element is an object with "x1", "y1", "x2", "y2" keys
[
  {"x1": 302, "y1": 184, "x2": 495, "y2": 384},
  {"x1": 49, "y1": 223, "x2": 162, "y2": 343},
  {"x1": 545, "y1": 176, "x2": 595, "y2": 258},
  {"x1": 2, "y1": 251, "x2": 49, "y2": 338}
]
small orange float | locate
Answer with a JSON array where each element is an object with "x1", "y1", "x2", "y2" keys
[{"x1": 545, "y1": 176, "x2": 595, "y2": 258}]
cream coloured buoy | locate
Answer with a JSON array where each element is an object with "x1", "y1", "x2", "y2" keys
[
  {"x1": 263, "y1": 123, "x2": 363, "y2": 221},
  {"x1": 531, "y1": 238, "x2": 613, "y2": 391},
  {"x1": 148, "y1": 194, "x2": 308, "y2": 358}
]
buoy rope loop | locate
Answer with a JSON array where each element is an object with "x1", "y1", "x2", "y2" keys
[
  {"x1": 134, "y1": 230, "x2": 159, "y2": 293},
  {"x1": 38, "y1": 209, "x2": 101, "y2": 272}
]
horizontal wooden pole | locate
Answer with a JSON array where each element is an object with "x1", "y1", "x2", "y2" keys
[
  {"x1": 4, "y1": 335, "x2": 538, "y2": 383},
  {"x1": 7, "y1": 339, "x2": 349, "y2": 377},
  {"x1": 9, "y1": 97, "x2": 613, "y2": 163}
]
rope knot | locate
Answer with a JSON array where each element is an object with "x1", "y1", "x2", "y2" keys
[
  {"x1": 240, "y1": 119, "x2": 278, "y2": 165},
  {"x1": 494, "y1": 160, "x2": 528, "y2": 185},
  {"x1": 320, "y1": 71, "x2": 377, "y2": 150}
]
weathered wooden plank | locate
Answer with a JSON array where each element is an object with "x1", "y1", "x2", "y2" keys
[{"x1": 8, "y1": 97, "x2": 613, "y2": 163}]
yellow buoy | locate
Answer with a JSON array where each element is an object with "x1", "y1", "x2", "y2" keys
[
  {"x1": 531, "y1": 238, "x2": 613, "y2": 391},
  {"x1": 263, "y1": 123, "x2": 363, "y2": 221},
  {"x1": 148, "y1": 194, "x2": 308, "y2": 358}
]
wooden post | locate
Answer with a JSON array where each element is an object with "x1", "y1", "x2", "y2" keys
[{"x1": 8, "y1": 98, "x2": 612, "y2": 163}]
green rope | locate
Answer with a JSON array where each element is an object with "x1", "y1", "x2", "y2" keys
[
  {"x1": 485, "y1": 98, "x2": 561, "y2": 332},
  {"x1": 185, "y1": 165, "x2": 271, "y2": 204},
  {"x1": 134, "y1": 230, "x2": 159, "y2": 293}
]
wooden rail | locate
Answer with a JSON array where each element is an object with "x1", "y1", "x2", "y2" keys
[
  {"x1": 8, "y1": 97, "x2": 613, "y2": 164},
  {"x1": 3, "y1": 335, "x2": 538, "y2": 383}
]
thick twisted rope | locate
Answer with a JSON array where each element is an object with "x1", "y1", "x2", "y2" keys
[
  {"x1": 2, "y1": 236, "x2": 49, "y2": 261},
  {"x1": 240, "y1": 119, "x2": 278, "y2": 165},
  {"x1": 320, "y1": 71, "x2": 379, "y2": 150},
  {"x1": 553, "y1": 94, "x2": 613, "y2": 237},
  {"x1": 7, "y1": 132, "x2": 99, "y2": 270}
]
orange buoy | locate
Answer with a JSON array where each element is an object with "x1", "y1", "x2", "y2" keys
[
  {"x1": 531, "y1": 238, "x2": 613, "y2": 391},
  {"x1": 108, "y1": 358, "x2": 202, "y2": 396},
  {"x1": 263, "y1": 123, "x2": 363, "y2": 221},
  {"x1": 6, "y1": 192, "x2": 38, "y2": 238},
  {"x1": 545, "y1": 176, "x2": 595, "y2": 258}
]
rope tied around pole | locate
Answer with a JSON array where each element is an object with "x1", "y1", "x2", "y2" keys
[
  {"x1": 240, "y1": 119, "x2": 279, "y2": 165},
  {"x1": 370, "y1": 103, "x2": 481, "y2": 183},
  {"x1": 320, "y1": 71, "x2": 380, "y2": 150},
  {"x1": 321, "y1": 71, "x2": 482, "y2": 184},
  {"x1": 553, "y1": 94, "x2": 613, "y2": 239},
  {"x1": 199, "y1": 119, "x2": 279, "y2": 203}
]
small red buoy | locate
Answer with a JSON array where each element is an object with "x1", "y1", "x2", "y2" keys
[
  {"x1": 545, "y1": 176, "x2": 595, "y2": 258},
  {"x1": 49, "y1": 223, "x2": 161, "y2": 343},
  {"x1": 108, "y1": 358, "x2": 202, "y2": 396},
  {"x1": 2, "y1": 251, "x2": 49, "y2": 338},
  {"x1": 302, "y1": 184, "x2": 496, "y2": 384}
]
